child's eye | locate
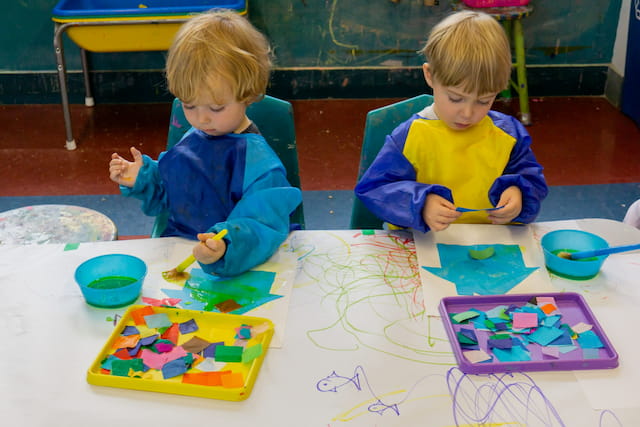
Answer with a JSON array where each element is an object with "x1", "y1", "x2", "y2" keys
[
  {"x1": 477, "y1": 100, "x2": 491, "y2": 106},
  {"x1": 183, "y1": 104, "x2": 195, "y2": 110},
  {"x1": 209, "y1": 106, "x2": 225, "y2": 113},
  {"x1": 448, "y1": 97, "x2": 463, "y2": 103}
]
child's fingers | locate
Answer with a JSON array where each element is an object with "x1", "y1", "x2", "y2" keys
[{"x1": 129, "y1": 146, "x2": 143, "y2": 164}]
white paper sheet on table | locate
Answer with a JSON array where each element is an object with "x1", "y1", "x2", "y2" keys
[{"x1": 414, "y1": 224, "x2": 554, "y2": 315}]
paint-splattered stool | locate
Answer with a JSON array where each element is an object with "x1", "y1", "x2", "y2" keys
[
  {"x1": 0, "y1": 204, "x2": 117, "y2": 245},
  {"x1": 452, "y1": 1, "x2": 534, "y2": 125}
]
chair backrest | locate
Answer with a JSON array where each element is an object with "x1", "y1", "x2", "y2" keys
[
  {"x1": 151, "y1": 95, "x2": 305, "y2": 237},
  {"x1": 350, "y1": 94, "x2": 434, "y2": 230}
]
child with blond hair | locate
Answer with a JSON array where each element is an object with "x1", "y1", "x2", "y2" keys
[
  {"x1": 109, "y1": 10, "x2": 301, "y2": 276},
  {"x1": 355, "y1": 11, "x2": 548, "y2": 232}
]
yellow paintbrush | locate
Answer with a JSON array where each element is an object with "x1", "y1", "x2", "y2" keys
[{"x1": 162, "y1": 229, "x2": 228, "y2": 283}]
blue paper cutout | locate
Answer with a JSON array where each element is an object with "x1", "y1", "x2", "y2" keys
[
  {"x1": 179, "y1": 319, "x2": 198, "y2": 334},
  {"x1": 161, "y1": 269, "x2": 282, "y2": 314},
  {"x1": 577, "y1": 330, "x2": 604, "y2": 348},
  {"x1": 422, "y1": 244, "x2": 538, "y2": 295}
]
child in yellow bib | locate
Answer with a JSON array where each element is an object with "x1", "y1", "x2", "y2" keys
[{"x1": 355, "y1": 11, "x2": 548, "y2": 232}]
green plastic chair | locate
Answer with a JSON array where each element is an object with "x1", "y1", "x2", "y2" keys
[
  {"x1": 350, "y1": 94, "x2": 434, "y2": 230},
  {"x1": 151, "y1": 95, "x2": 305, "y2": 237}
]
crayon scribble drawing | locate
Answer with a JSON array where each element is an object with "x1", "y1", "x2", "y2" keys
[{"x1": 286, "y1": 230, "x2": 454, "y2": 365}]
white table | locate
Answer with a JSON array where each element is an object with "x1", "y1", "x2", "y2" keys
[{"x1": 1, "y1": 219, "x2": 639, "y2": 426}]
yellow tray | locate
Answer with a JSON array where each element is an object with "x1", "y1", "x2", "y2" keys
[{"x1": 87, "y1": 305, "x2": 273, "y2": 401}]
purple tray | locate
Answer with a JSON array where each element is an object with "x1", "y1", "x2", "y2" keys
[{"x1": 439, "y1": 292, "x2": 618, "y2": 374}]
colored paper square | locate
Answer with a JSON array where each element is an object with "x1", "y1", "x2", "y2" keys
[
  {"x1": 179, "y1": 319, "x2": 199, "y2": 334},
  {"x1": 452, "y1": 310, "x2": 480, "y2": 323},
  {"x1": 529, "y1": 326, "x2": 564, "y2": 346},
  {"x1": 463, "y1": 350, "x2": 492, "y2": 363},
  {"x1": 241, "y1": 343, "x2": 263, "y2": 364},
  {"x1": 215, "y1": 299, "x2": 243, "y2": 313},
  {"x1": 144, "y1": 313, "x2": 172, "y2": 329},
  {"x1": 215, "y1": 345, "x2": 243, "y2": 362},
  {"x1": 182, "y1": 336, "x2": 210, "y2": 354},
  {"x1": 203, "y1": 341, "x2": 224, "y2": 358},
  {"x1": 161, "y1": 358, "x2": 188, "y2": 379},
  {"x1": 220, "y1": 372, "x2": 244, "y2": 388},
  {"x1": 577, "y1": 330, "x2": 604, "y2": 349},
  {"x1": 512, "y1": 312, "x2": 538, "y2": 329},
  {"x1": 131, "y1": 306, "x2": 155, "y2": 325},
  {"x1": 122, "y1": 326, "x2": 140, "y2": 336},
  {"x1": 161, "y1": 323, "x2": 180, "y2": 344},
  {"x1": 112, "y1": 334, "x2": 140, "y2": 350}
]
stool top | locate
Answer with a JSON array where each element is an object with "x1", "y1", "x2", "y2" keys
[
  {"x1": 0, "y1": 204, "x2": 117, "y2": 245},
  {"x1": 452, "y1": 1, "x2": 533, "y2": 20}
]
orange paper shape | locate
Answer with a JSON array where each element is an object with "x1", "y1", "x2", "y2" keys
[
  {"x1": 220, "y1": 372, "x2": 244, "y2": 389},
  {"x1": 182, "y1": 370, "x2": 232, "y2": 386},
  {"x1": 161, "y1": 323, "x2": 180, "y2": 344},
  {"x1": 131, "y1": 306, "x2": 156, "y2": 325},
  {"x1": 112, "y1": 334, "x2": 140, "y2": 350}
]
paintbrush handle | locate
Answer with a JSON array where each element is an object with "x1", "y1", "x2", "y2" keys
[
  {"x1": 571, "y1": 243, "x2": 640, "y2": 259},
  {"x1": 175, "y1": 255, "x2": 196, "y2": 272},
  {"x1": 175, "y1": 229, "x2": 229, "y2": 272}
]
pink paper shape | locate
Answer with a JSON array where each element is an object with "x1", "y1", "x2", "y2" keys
[{"x1": 512, "y1": 312, "x2": 538, "y2": 329}]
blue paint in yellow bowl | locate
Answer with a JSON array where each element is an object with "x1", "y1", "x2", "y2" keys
[
  {"x1": 75, "y1": 254, "x2": 146, "y2": 308},
  {"x1": 540, "y1": 229, "x2": 609, "y2": 280}
]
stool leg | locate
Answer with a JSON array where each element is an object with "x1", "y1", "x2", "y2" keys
[
  {"x1": 80, "y1": 49, "x2": 95, "y2": 107},
  {"x1": 53, "y1": 22, "x2": 77, "y2": 150},
  {"x1": 513, "y1": 19, "x2": 531, "y2": 125},
  {"x1": 500, "y1": 20, "x2": 513, "y2": 100}
]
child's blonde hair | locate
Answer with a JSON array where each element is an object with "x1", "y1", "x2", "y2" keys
[
  {"x1": 420, "y1": 11, "x2": 511, "y2": 95},
  {"x1": 166, "y1": 9, "x2": 272, "y2": 105}
]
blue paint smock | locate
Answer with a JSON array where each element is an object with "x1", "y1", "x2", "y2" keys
[
  {"x1": 121, "y1": 128, "x2": 302, "y2": 276},
  {"x1": 355, "y1": 109, "x2": 548, "y2": 232}
]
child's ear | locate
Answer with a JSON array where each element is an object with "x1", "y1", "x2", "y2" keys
[{"x1": 422, "y1": 63, "x2": 434, "y2": 88}]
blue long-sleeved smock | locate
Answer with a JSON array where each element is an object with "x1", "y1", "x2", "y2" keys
[
  {"x1": 121, "y1": 128, "x2": 302, "y2": 276},
  {"x1": 354, "y1": 110, "x2": 548, "y2": 232}
]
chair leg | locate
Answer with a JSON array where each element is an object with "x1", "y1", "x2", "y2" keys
[{"x1": 513, "y1": 19, "x2": 531, "y2": 125}]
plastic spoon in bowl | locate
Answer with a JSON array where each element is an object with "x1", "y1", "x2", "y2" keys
[
  {"x1": 162, "y1": 229, "x2": 228, "y2": 283},
  {"x1": 558, "y1": 243, "x2": 640, "y2": 260}
]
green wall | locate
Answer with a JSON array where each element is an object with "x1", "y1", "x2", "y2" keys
[{"x1": 0, "y1": 0, "x2": 623, "y2": 103}]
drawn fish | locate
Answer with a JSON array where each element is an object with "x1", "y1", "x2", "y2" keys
[
  {"x1": 316, "y1": 370, "x2": 361, "y2": 392},
  {"x1": 368, "y1": 400, "x2": 400, "y2": 416}
]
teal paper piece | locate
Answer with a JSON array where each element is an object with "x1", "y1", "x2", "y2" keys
[
  {"x1": 582, "y1": 347, "x2": 601, "y2": 359},
  {"x1": 422, "y1": 244, "x2": 538, "y2": 295},
  {"x1": 162, "y1": 269, "x2": 282, "y2": 314},
  {"x1": 492, "y1": 345, "x2": 531, "y2": 362},
  {"x1": 143, "y1": 313, "x2": 172, "y2": 329},
  {"x1": 529, "y1": 326, "x2": 565, "y2": 346},
  {"x1": 577, "y1": 330, "x2": 604, "y2": 348}
]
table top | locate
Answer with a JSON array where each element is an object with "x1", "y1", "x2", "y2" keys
[
  {"x1": 1, "y1": 219, "x2": 640, "y2": 426},
  {"x1": 0, "y1": 204, "x2": 117, "y2": 245}
]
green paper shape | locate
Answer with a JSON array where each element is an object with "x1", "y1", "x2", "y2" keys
[
  {"x1": 215, "y1": 345, "x2": 243, "y2": 362},
  {"x1": 242, "y1": 343, "x2": 263, "y2": 363},
  {"x1": 64, "y1": 243, "x2": 80, "y2": 251},
  {"x1": 452, "y1": 310, "x2": 480, "y2": 323}
]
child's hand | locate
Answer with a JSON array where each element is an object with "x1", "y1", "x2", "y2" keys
[
  {"x1": 193, "y1": 232, "x2": 228, "y2": 265},
  {"x1": 422, "y1": 193, "x2": 462, "y2": 231},
  {"x1": 109, "y1": 147, "x2": 143, "y2": 187},
  {"x1": 488, "y1": 186, "x2": 522, "y2": 224}
]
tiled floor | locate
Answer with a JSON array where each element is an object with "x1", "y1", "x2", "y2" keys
[{"x1": 1, "y1": 96, "x2": 640, "y2": 235}]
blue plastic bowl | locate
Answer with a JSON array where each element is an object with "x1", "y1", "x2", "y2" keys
[
  {"x1": 75, "y1": 254, "x2": 146, "y2": 308},
  {"x1": 540, "y1": 229, "x2": 610, "y2": 280}
]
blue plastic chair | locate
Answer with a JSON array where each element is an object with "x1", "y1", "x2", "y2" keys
[
  {"x1": 350, "y1": 94, "x2": 434, "y2": 230},
  {"x1": 151, "y1": 95, "x2": 305, "y2": 237}
]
